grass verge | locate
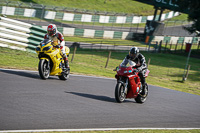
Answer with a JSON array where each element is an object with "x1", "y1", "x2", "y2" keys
[
  {"x1": 64, "y1": 36, "x2": 147, "y2": 47},
  {"x1": 0, "y1": 47, "x2": 200, "y2": 96},
  {"x1": 9, "y1": 0, "x2": 156, "y2": 15}
]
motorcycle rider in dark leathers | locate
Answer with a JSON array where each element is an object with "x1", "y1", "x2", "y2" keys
[{"x1": 121, "y1": 47, "x2": 147, "y2": 93}]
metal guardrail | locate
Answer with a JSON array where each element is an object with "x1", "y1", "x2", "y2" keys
[
  {"x1": 1, "y1": 0, "x2": 194, "y2": 37},
  {"x1": 0, "y1": 16, "x2": 46, "y2": 51}
]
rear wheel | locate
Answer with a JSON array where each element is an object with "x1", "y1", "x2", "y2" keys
[
  {"x1": 38, "y1": 59, "x2": 50, "y2": 80},
  {"x1": 115, "y1": 82, "x2": 126, "y2": 103},
  {"x1": 135, "y1": 83, "x2": 148, "y2": 103}
]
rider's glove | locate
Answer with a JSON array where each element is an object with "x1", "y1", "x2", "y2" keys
[
  {"x1": 133, "y1": 69, "x2": 139, "y2": 73},
  {"x1": 113, "y1": 66, "x2": 119, "y2": 71},
  {"x1": 54, "y1": 45, "x2": 60, "y2": 48}
]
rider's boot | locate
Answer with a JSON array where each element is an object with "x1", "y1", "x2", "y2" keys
[
  {"x1": 64, "y1": 58, "x2": 70, "y2": 71},
  {"x1": 141, "y1": 83, "x2": 146, "y2": 95}
]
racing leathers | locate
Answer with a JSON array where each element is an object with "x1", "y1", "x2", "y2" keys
[
  {"x1": 121, "y1": 53, "x2": 147, "y2": 89},
  {"x1": 44, "y1": 32, "x2": 69, "y2": 68}
]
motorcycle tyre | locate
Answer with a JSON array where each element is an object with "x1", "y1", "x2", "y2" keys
[
  {"x1": 38, "y1": 59, "x2": 50, "y2": 80},
  {"x1": 115, "y1": 82, "x2": 126, "y2": 103},
  {"x1": 58, "y1": 69, "x2": 70, "y2": 80},
  {"x1": 135, "y1": 83, "x2": 148, "y2": 103}
]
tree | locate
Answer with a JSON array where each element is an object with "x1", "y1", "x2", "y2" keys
[{"x1": 176, "y1": 0, "x2": 200, "y2": 36}]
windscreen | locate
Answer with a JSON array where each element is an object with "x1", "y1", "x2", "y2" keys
[
  {"x1": 120, "y1": 59, "x2": 136, "y2": 68},
  {"x1": 40, "y1": 39, "x2": 51, "y2": 47}
]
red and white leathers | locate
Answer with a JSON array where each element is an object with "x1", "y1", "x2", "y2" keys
[{"x1": 44, "y1": 24, "x2": 69, "y2": 68}]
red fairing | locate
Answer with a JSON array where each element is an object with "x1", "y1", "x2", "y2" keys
[
  {"x1": 126, "y1": 75, "x2": 141, "y2": 98},
  {"x1": 116, "y1": 65, "x2": 141, "y2": 98}
]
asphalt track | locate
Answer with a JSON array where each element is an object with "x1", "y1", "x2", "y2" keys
[{"x1": 0, "y1": 68, "x2": 200, "y2": 130}]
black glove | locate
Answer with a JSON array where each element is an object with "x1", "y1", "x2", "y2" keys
[
  {"x1": 133, "y1": 69, "x2": 139, "y2": 72},
  {"x1": 54, "y1": 45, "x2": 60, "y2": 48},
  {"x1": 113, "y1": 66, "x2": 119, "y2": 71}
]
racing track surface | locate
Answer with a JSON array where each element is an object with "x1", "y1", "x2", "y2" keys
[{"x1": 0, "y1": 68, "x2": 200, "y2": 130}]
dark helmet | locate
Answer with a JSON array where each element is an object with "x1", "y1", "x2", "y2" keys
[
  {"x1": 47, "y1": 24, "x2": 57, "y2": 36},
  {"x1": 129, "y1": 47, "x2": 139, "y2": 60}
]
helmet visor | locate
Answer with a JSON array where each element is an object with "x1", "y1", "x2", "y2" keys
[
  {"x1": 129, "y1": 53, "x2": 137, "y2": 60},
  {"x1": 47, "y1": 30, "x2": 55, "y2": 36}
]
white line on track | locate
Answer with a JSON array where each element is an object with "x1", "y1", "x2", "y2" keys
[{"x1": 1, "y1": 128, "x2": 200, "y2": 132}]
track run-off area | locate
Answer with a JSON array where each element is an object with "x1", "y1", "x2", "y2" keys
[{"x1": 0, "y1": 68, "x2": 200, "y2": 131}]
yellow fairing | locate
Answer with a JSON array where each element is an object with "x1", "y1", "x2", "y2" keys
[
  {"x1": 49, "y1": 49, "x2": 63, "y2": 76},
  {"x1": 36, "y1": 41, "x2": 63, "y2": 76}
]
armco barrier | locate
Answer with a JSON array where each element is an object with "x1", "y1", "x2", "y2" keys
[
  {"x1": 0, "y1": 4, "x2": 179, "y2": 24},
  {"x1": 0, "y1": 16, "x2": 45, "y2": 52},
  {"x1": 151, "y1": 36, "x2": 200, "y2": 45},
  {"x1": 42, "y1": 26, "x2": 134, "y2": 40}
]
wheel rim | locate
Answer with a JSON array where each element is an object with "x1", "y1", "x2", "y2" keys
[
  {"x1": 43, "y1": 62, "x2": 49, "y2": 78},
  {"x1": 141, "y1": 87, "x2": 148, "y2": 101},
  {"x1": 119, "y1": 85, "x2": 126, "y2": 101}
]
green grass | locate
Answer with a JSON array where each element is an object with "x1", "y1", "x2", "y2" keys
[
  {"x1": 0, "y1": 47, "x2": 200, "y2": 96},
  {"x1": 10, "y1": 0, "x2": 157, "y2": 16},
  {"x1": 169, "y1": 13, "x2": 188, "y2": 21},
  {"x1": 64, "y1": 36, "x2": 148, "y2": 47}
]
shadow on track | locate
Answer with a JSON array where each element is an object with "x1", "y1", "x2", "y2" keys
[
  {"x1": 65, "y1": 91, "x2": 117, "y2": 103},
  {"x1": 65, "y1": 91, "x2": 133, "y2": 103},
  {"x1": 0, "y1": 69, "x2": 56, "y2": 80}
]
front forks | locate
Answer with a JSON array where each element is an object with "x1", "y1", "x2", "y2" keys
[
  {"x1": 46, "y1": 60, "x2": 50, "y2": 70},
  {"x1": 118, "y1": 77, "x2": 128, "y2": 95},
  {"x1": 124, "y1": 78, "x2": 128, "y2": 94}
]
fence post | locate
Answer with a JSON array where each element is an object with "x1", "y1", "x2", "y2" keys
[
  {"x1": 105, "y1": 51, "x2": 112, "y2": 68},
  {"x1": 165, "y1": 40, "x2": 168, "y2": 53},
  {"x1": 198, "y1": 41, "x2": 200, "y2": 50},
  {"x1": 182, "y1": 65, "x2": 190, "y2": 82},
  {"x1": 155, "y1": 41, "x2": 158, "y2": 53},
  {"x1": 100, "y1": 41, "x2": 102, "y2": 50},
  {"x1": 147, "y1": 58, "x2": 151, "y2": 68},
  {"x1": 181, "y1": 41, "x2": 184, "y2": 52},
  {"x1": 158, "y1": 40, "x2": 162, "y2": 53},
  {"x1": 169, "y1": 42, "x2": 172, "y2": 52},
  {"x1": 71, "y1": 46, "x2": 77, "y2": 63},
  {"x1": 175, "y1": 41, "x2": 178, "y2": 53}
]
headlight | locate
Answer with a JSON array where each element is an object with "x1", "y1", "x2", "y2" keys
[
  {"x1": 124, "y1": 71, "x2": 127, "y2": 73},
  {"x1": 35, "y1": 47, "x2": 41, "y2": 51},
  {"x1": 43, "y1": 46, "x2": 51, "y2": 51}
]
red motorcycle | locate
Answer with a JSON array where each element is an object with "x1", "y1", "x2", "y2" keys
[{"x1": 114, "y1": 61, "x2": 149, "y2": 103}]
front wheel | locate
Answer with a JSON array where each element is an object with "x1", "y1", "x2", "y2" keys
[
  {"x1": 135, "y1": 83, "x2": 148, "y2": 103},
  {"x1": 38, "y1": 59, "x2": 50, "y2": 80},
  {"x1": 115, "y1": 82, "x2": 126, "y2": 103}
]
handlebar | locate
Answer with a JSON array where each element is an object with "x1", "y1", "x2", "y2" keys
[{"x1": 53, "y1": 45, "x2": 60, "y2": 48}]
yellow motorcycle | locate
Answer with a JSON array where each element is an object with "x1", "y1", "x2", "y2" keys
[{"x1": 35, "y1": 39, "x2": 70, "y2": 80}]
